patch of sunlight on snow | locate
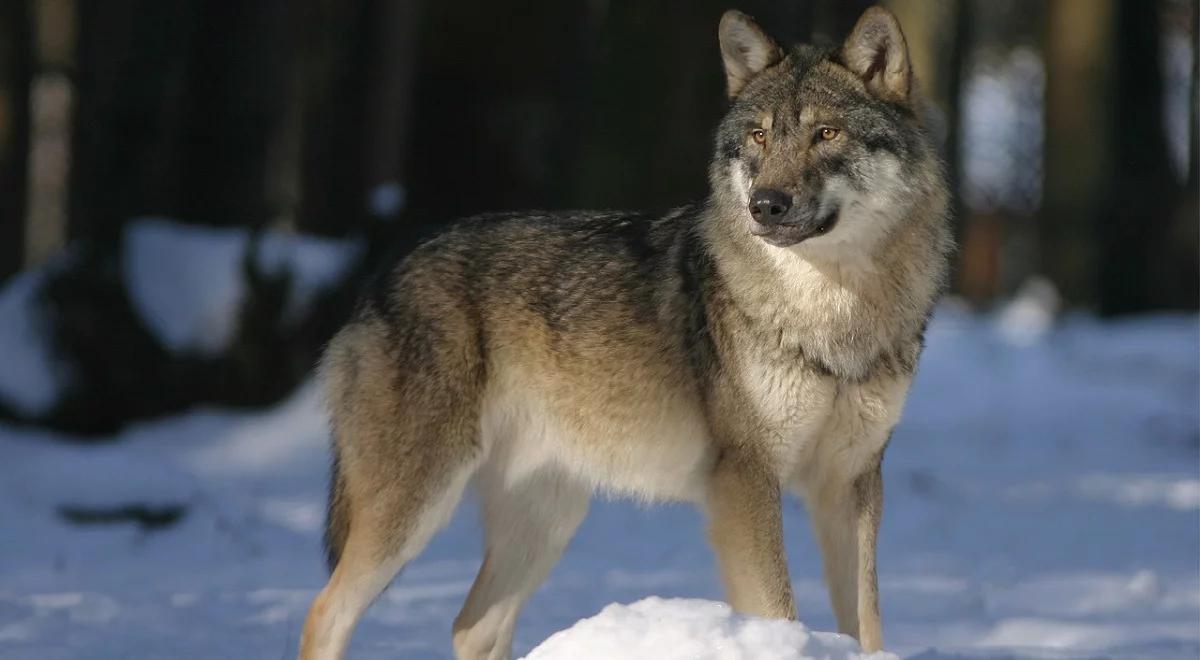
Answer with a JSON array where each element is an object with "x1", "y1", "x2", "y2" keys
[
  {"x1": 380, "y1": 581, "x2": 475, "y2": 605},
  {"x1": 170, "y1": 593, "x2": 198, "y2": 608},
  {"x1": 603, "y1": 568, "x2": 694, "y2": 590},
  {"x1": 244, "y1": 588, "x2": 316, "y2": 625},
  {"x1": 1004, "y1": 475, "x2": 1200, "y2": 512},
  {"x1": 1075, "y1": 475, "x2": 1200, "y2": 512},
  {"x1": 29, "y1": 592, "x2": 120, "y2": 624},
  {"x1": 984, "y1": 570, "x2": 1200, "y2": 618},
  {"x1": 259, "y1": 498, "x2": 324, "y2": 533},
  {"x1": 978, "y1": 618, "x2": 1199, "y2": 650}
]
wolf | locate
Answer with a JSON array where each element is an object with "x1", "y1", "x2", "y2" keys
[{"x1": 300, "y1": 6, "x2": 951, "y2": 658}]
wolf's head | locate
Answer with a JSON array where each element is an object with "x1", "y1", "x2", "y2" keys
[{"x1": 710, "y1": 7, "x2": 946, "y2": 257}]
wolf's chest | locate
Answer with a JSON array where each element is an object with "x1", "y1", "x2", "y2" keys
[{"x1": 736, "y1": 352, "x2": 910, "y2": 482}]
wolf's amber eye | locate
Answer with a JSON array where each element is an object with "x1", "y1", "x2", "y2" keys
[
  {"x1": 750, "y1": 129, "x2": 766, "y2": 145},
  {"x1": 818, "y1": 127, "x2": 840, "y2": 141}
]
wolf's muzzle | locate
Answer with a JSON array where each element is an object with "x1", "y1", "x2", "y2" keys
[
  {"x1": 748, "y1": 191, "x2": 839, "y2": 247},
  {"x1": 749, "y1": 188, "x2": 792, "y2": 222}
]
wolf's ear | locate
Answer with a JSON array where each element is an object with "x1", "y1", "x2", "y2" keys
[
  {"x1": 719, "y1": 10, "x2": 783, "y2": 100},
  {"x1": 841, "y1": 6, "x2": 911, "y2": 104}
]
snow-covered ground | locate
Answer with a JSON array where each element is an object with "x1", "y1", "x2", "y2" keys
[{"x1": 1, "y1": 266, "x2": 1197, "y2": 658}]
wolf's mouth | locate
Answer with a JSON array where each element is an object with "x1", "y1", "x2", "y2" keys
[
  {"x1": 750, "y1": 208, "x2": 839, "y2": 247},
  {"x1": 807, "y1": 211, "x2": 839, "y2": 236}
]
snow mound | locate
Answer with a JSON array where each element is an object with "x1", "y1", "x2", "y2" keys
[
  {"x1": 522, "y1": 598, "x2": 894, "y2": 660},
  {"x1": 122, "y1": 217, "x2": 363, "y2": 355},
  {"x1": 123, "y1": 219, "x2": 247, "y2": 355},
  {"x1": 0, "y1": 268, "x2": 71, "y2": 415}
]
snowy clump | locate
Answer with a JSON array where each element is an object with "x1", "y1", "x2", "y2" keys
[
  {"x1": 368, "y1": 181, "x2": 407, "y2": 218},
  {"x1": 0, "y1": 268, "x2": 71, "y2": 415},
  {"x1": 522, "y1": 598, "x2": 895, "y2": 660},
  {"x1": 122, "y1": 217, "x2": 363, "y2": 355},
  {"x1": 995, "y1": 275, "x2": 1061, "y2": 346},
  {"x1": 256, "y1": 230, "x2": 364, "y2": 324},
  {"x1": 123, "y1": 219, "x2": 247, "y2": 355}
]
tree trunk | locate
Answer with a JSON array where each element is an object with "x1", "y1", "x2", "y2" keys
[
  {"x1": 886, "y1": 0, "x2": 966, "y2": 290},
  {"x1": 1158, "y1": 0, "x2": 1199, "y2": 310},
  {"x1": 176, "y1": 0, "x2": 291, "y2": 227},
  {"x1": 405, "y1": 0, "x2": 592, "y2": 218},
  {"x1": 1191, "y1": 0, "x2": 1199, "y2": 194},
  {"x1": 814, "y1": 0, "x2": 874, "y2": 43},
  {"x1": 1099, "y1": 0, "x2": 1176, "y2": 315},
  {"x1": 0, "y1": 0, "x2": 31, "y2": 282},
  {"x1": 69, "y1": 0, "x2": 195, "y2": 242},
  {"x1": 360, "y1": 0, "x2": 422, "y2": 224},
  {"x1": 294, "y1": 0, "x2": 370, "y2": 235},
  {"x1": 1040, "y1": 0, "x2": 1115, "y2": 308}
]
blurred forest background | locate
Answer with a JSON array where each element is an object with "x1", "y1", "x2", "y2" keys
[{"x1": 0, "y1": 0, "x2": 1196, "y2": 435}]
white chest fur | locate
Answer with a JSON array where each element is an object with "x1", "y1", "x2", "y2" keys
[
  {"x1": 718, "y1": 227, "x2": 922, "y2": 487},
  {"x1": 736, "y1": 340, "x2": 910, "y2": 488}
]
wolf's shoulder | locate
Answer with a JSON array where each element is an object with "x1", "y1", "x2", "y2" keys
[
  {"x1": 360, "y1": 205, "x2": 709, "y2": 309},
  {"x1": 449, "y1": 205, "x2": 701, "y2": 237},
  {"x1": 424, "y1": 205, "x2": 706, "y2": 263}
]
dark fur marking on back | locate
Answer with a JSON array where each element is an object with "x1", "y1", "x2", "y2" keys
[{"x1": 676, "y1": 213, "x2": 718, "y2": 394}]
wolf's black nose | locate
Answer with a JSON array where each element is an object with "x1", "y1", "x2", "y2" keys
[{"x1": 749, "y1": 189, "x2": 792, "y2": 223}]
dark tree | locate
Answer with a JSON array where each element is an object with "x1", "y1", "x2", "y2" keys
[
  {"x1": 293, "y1": 0, "x2": 371, "y2": 235},
  {"x1": 402, "y1": 0, "x2": 594, "y2": 219},
  {"x1": 1169, "y1": 0, "x2": 1200, "y2": 310},
  {"x1": 1041, "y1": 0, "x2": 1114, "y2": 307},
  {"x1": 815, "y1": 0, "x2": 875, "y2": 42},
  {"x1": 69, "y1": 0, "x2": 195, "y2": 242},
  {"x1": 362, "y1": 0, "x2": 422, "y2": 225},
  {"x1": 571, "y1": 0, "x2": 816, "y2": 212},
  {"x1": 175, "y1": 0, "x2": 292, "y2": 227},
  {"x1": 0, "y1": 0, "x2": 31, "y2": 281},
  {"x1": 1099, "y1": 0, "x2": 1180, "y2": 314}
]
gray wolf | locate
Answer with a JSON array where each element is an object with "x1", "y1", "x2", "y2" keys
[{"x1": 300, "y1": 6, "x2": 951, "y2": 658}]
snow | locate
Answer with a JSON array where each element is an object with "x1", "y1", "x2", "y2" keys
[
  {"x1": 122, "y1": 219, "x2": 248, "y2": 355},
  {"x1": 522, "y1": 598, "x2": 894, "y2": 660},
  {"x1": 0, "y1": 305, "x2": 1197, "y2": 659},
  {"x1": 257, "y1": 230, "x2": 365, "y2": 324},
  {"x1": 121, "y1": 218, "x2": 362, "y2": 355},
  {"x1": 961, "y1": 46, "x2": 1045, "y2": 214},
  {"x1": 995, "y1": 276, "x2": 1061, "y2": 346},
  {"x1": 0, "y1": 267, "x2": 71, "y2": 416},
  {"x1": 368, "y1": 182, "x2": 407, "y2": 218}
]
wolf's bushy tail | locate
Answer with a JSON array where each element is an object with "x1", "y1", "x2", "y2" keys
[{"x1": 323, "y1": 449, "x2": 351, "y2": 573}]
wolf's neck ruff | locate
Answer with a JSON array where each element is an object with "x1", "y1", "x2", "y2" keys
[{"x1": 702, "y1": 177, "x2": 948, "y2": 383}]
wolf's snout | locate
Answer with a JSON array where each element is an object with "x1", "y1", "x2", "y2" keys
[{"x1": 749, "y1": 189, "x2": 792, "y2": 224}]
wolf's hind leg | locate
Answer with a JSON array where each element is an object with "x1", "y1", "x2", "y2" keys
[
  {"x1": 300, "y1": 456, "x2": 477, "y2": 660},
  {"x1": 453, "y1": 465, "x2": 590, "y2": 660},
  {"x1": 300, "y1": 338, "x2": 484, "y2": 658},
  {"x1": 299, "y1": 523, "x2": 404, "y2": 660}
]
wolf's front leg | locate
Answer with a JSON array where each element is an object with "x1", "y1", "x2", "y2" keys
[
  {"x1": 705, "y1": 452, "x2": 798, "y2": 620},
  {"x1": 808, "y1": 456, "x2": 884, "y2": 651},
  {"x1": 853, "y1": 461, "x2": 884, "y2": 650}
]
